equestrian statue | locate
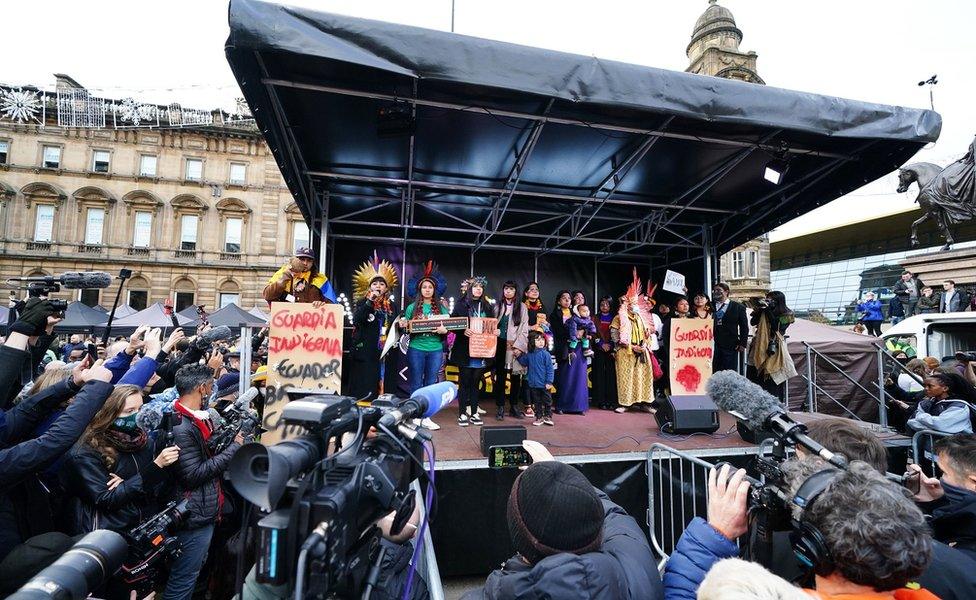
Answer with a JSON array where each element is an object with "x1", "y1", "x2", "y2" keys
[{"x1": 897, "y1": 135, "x2": 976, "y2": 250}]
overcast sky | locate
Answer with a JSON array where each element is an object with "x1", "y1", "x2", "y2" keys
[{"x1": 5, "y1": 0, "x2": 974, "y2": 241}]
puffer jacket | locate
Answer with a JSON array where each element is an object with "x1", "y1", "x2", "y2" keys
[
  {"x1": 169, "y1": 402, "x2": 240, "y2": 530},
  {"x1": 462, "y1": 490, "x2": 663, "y2": 600},
  {"x1": 60, "y1": 436, "x2": 169, "y2": 535},
  {"x1": 662, "y1": 517, "x2": 738, "y2": 600},
  {"x1": 856, "y1": 300, "x2": 884, "y2": 322}
]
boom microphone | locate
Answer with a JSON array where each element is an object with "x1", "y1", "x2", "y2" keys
[
  {"x1": 378, "y1": 381, "x2": 457, "y2": 429},
  {"x1": 7, "y1": 271, "x2": 112, "y2": 289},
  {"x1": 706, "y1": 371, "x2": 847, "y2": 468},
  {"x1": 194, "y1": 325, "x2": 234, "y2": 349}
]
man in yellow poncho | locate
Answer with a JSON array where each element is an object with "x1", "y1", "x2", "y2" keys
[{"x1": 262, "y1": 246, "x2": 336, "y2": 305}]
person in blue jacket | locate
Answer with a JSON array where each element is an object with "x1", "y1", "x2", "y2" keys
[{"x1": 856, "y1": 291, "x2": 884, "y2": 336}]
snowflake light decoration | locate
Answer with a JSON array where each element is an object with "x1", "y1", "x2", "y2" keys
[
  {"x1": 0, "y1": 88, "x2": 42, "y2": 123},
  {"x1": 116, "y1": 97, "x2": 146, "y2": 126}
]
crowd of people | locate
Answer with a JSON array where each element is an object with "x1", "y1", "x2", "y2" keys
[{"x1": 854, "y1": 270, "x2": 976, "y2": 336}]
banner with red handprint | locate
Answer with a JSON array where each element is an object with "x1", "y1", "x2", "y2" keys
[{"x1": 669, "y1": 319, "x2": 714, "y2": 396}]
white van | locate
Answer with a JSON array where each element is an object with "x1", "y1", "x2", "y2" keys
[{"x1": 882, "y1": 313, "x2": 976, "y2": 359}]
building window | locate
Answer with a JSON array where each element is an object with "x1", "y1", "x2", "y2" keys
[
  {"x1": 91, "y1": 150, "x2": 110, "y2": 173},
  {"x1": 0, "y1": 140, "x2": 9, "y2": 164},
  {"x1": 180, "y1": 214, "x2": 198, "y2": 251},
  {"x1": 732, "y1": 250, "x2": 758, "y2": 279},
  {"x1": 79, "y1": 288, "x2": 100, "y2": 307},
  {"x1": 42, "y1": 145, "x2": 61, "y2": 169},
  {"x1": 133, "y1": 211, "x2": 152, "y2": 247},
  {"x1": 34, "y1": 205, "x2": 55, "y2": 242},
  {"x1": 225, "y1": 217, "x2": 242, "y2": 253},
  {"x1": 219, "y1": 292, "x2": 240, "y2": 308},
  {"x1": 128, "y1": 290, "x2": 148, "y2": 311},
  {"x1": 139, "y1": 155, "x2": 157, "y2": 177},
  {"x1": 184, "y1": 158, "x2": 203, "y2": 181},
  {"x1": 84, "y1": 207, "x2": 105, "y2": 245},
  {"x1": 229, "y1": 163, "x2": 247, "y2": 185},
  {"x1": 175, "y1": 291, "x2": 195, "y2": 312},
  {"x1": 292, "y1": 221, "x2": 310, "y2": 253}
]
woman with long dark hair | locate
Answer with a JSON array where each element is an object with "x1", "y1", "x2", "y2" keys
[
  {"x1": 550, "y1": 290, "x2": 589, "y2": 414},
  {"x1": 449, "y1": 277, "x2": 495, "y2": 426},
  {"x1": 522, "y1": 281, "x2": 545, "y2": 327},
  {"x1": 492, "y1": 280, "x2": 529, "y2": 420},
  {"x1": 691, "y1": 293, "x2": 712, "y2": 319},
  {"x1": 592, "y1": 296, "x2": 618, "y2": 410},
  {"x1": 398, "y1": 261, "x2": 450, "y2": 398},
  {"x1": 747, "y1": 290, "x2": 796, "y2": 400}
]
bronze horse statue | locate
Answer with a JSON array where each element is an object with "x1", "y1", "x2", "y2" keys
[{"x1": 898, "y1": 136, "x2": 976, "y2": 251}]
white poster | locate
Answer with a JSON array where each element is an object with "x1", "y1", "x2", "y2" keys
[
  {"x1": 663, "y1": 269, "x2": 686, "y2": 295},
  {"x1": 85, "y1": 208, "x2": 104, "y2": 244},
  {"x1": 34, "y1": 205, "x2": 54, "y2": 242}
]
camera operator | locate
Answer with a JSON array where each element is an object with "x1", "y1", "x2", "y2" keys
[
  {"x1": 463, "y1": 440, "x2": 663, "y2": 600},
  {"x1": 663, "y1": 460, "x2": 936, "y2": 600},
  {"x1": 0, "y1": 298, "x2": 63, "y2": 409},
  {"x1": 0, "y1": 301, "x2": 115, "y2": 595},
  {"x1": 747, "y1": 291, "x2": 795, "y2": 400},
  {"x1": 910, "y1": 434, "x2": 976, "y2": 561},
  {"x1": 162, "y1": 364, "x2": 243, "y2": 600}
]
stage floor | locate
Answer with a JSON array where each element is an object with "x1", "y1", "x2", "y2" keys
[{"x1": 427, "y1": 407, "x2": 753, "y2": 464}]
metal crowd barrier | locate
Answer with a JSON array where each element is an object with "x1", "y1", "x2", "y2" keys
[
  {"x1": 645, "y1": 442, "x2": 774, "y2": 571},
  {"x1": 411, "y1": 480, "x2": 444, "y2": 600},
  {"x1": 911, "y1": 429, "x2": 951, "y2": 476}
]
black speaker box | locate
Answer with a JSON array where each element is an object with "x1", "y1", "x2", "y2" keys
[
  {"x1": 479, "y1": 425, "x2": 527, "y2": 457},
  {"x1": 654, "y1": 394, "x2": 720, "y2": 434}
]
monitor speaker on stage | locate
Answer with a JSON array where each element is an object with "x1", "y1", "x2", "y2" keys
[
  {"x1": 480, "y1": 425, "x2": 527, "y2": 457},
  {"x1": 654, "y1": 394, "x2": 720, "y2": 434}
]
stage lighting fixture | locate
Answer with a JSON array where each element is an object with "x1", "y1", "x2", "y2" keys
[
  {"x1": 377, "y1": 102, "x2": 415, "y2": 138},
  {"x1": 763, "y1": 158, "x2": 789, "y2": 185}
]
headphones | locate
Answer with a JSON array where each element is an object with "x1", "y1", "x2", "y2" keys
[{"x1": 789, "y1": 468, "x2": 842, "y2": 576}]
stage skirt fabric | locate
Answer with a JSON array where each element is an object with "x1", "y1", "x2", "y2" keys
[
  {"x1": 556, "y1": 345, "x2": 589, "y2": 413},
  {"x1": 616, "y1": 348, "x2": 653, "y2": 407}
]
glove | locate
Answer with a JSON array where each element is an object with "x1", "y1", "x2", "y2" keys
[{"x1": 10, "y1": 298, "x2": 58, "y2": 336}]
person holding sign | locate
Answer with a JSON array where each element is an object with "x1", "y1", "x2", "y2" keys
[
  {"x1": 262, "y1": 246, "x2": 337, "y2": 304},
  {"x1": 449, "y1": 277, "x2": 497, "y2": 427},
  {"x1": 399, "y1": 261, "x2": 450, "y2": 401},
  {"x1": 613, "y1": 270, "x2": 657, "y2": 414}
]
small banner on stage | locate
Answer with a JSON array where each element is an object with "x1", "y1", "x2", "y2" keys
[
  {"x1": 669, "y1": 319, "x2": 713, "y2": 396},
  {"x1": 662, "y1": 270, "x2": 686, "y2": 295},
  {"x1": 263, "y1": 302, "x2": 344, "y2": 445},
  {"x1": 468, "y1": 317, "x2": 499, "y2": 358}
]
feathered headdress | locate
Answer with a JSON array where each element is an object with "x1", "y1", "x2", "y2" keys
[
  {"x1": 622, "y1": 268, "x2": 655, "y2": 311},
  {"x1": 644, "y1": 280, "x2": 658, "y2": 308},
  {"x1": 407, "y1": 260, "x2": 448, "y2": 298},
  {"x1": 352, "y1": 251, "x2": 399, "y2": 302},
  {"x1": 625, "y1": 268, "x2": 642, "y2": 301}
]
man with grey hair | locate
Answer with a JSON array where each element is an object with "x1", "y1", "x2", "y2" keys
[{"x1": 663, "y1": 460, "x2": 937, "y2": 599}]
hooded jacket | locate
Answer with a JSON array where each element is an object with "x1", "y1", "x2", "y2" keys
[{"x1": 461, "y1": 490, "x2": 662, "y2": 600}]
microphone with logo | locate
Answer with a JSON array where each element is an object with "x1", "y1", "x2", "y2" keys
[
  {"x1": 705, "y1": 371, "x2": 847, "y2": 469},
  {"x1": 378, "y1": 381, "x2": 457, "y2": 437}
]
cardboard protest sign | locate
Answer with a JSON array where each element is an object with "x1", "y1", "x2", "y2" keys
[
  {"x1": 669, "y1": 319, "x2": 713, "y2": 396},
  {"x1": 468, "y1": 317, "x2": 499, "y2": 358},
  {"x1": 663, "y1": 270, "x2": 686, "y2": 295},
  {"x1": 263, "y1": 302, "x2": 344, "y2": 445}
]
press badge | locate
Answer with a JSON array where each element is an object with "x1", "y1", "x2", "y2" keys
[{"x1": 285, "y1": 294, "x2": 296, "y2": 302}]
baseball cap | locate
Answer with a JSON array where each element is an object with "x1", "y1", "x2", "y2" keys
[{"x1": 295, "y1": 247, "x2": 314, "y2": 259}]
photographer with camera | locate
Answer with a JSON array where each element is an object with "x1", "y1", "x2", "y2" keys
[
  {"x1": 664, "y1": 460, "x2": 937, "y2": 600},
  {"x1": 162, "y1": 364, "x2": 243, "y2": 600},
  {"x1": 463, "y1": 440, "x2": 662, "y2": 600},
  {"x1": 747, "y1": 290, "x2": 795, "y2": 400}
]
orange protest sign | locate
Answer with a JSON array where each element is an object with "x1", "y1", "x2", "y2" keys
[
  {"x1": 263, "y1": 302, "x2": 344, "y2": 444},
  {"x1": 468, "y1": 317, "x2": 499, "y2": 358},
  {"x1": 669, "y1": 319, "x2": 714, "y2": 396}
]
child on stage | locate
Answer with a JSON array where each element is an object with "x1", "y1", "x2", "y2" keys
[{"x1": 517, "y1": 330, "x2": 555, "y2": 427}]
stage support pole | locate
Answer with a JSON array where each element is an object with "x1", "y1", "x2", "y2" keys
[
  {"x1": 317, "y1": 192, "x2": 329, "y2": 276},
  {"x1": 701, "y1": 225, "x2": 714, "y2": 291},
  {"x1": 593, "y1": 257, "x2": 598, "y2": 305},
  {"x1": 533, "y1": 255, "x2": 538, "y2": 282},
  {"x1": 470, "y1": 251, "x2": 474, "y2": 277}
]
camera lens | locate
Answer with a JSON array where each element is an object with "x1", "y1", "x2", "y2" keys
[{"x1": 9, "y1": 530, "x2": 127, "y2": 599}]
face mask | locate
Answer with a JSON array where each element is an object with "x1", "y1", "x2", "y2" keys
[
  {"x1": 940, "y1": 479, "x2": 974, "y2": 503},
  {"x1": 111, "y1": 413, "x2": 140, "y2": 434}
]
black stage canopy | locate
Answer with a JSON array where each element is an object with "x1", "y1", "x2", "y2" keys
[{"x1": 225, "y1": 0, "x2": 940, "y2": 271}]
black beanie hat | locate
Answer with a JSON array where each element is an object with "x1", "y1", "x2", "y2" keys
[{"x1": 507, "y1": 461, "x2": 604, "y2": 564}]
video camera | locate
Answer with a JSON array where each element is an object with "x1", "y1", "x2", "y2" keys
[
  {"x1": 119, "y1": 499, "x2": 190, "y2": 594},
  {"x1": 228, "y1": 382, "x2": 455, "y2": 599},
  {"x1": 209, "y1": 388, "x2": 264, "y2": 455},
  {"x1": 6, "y1": 272, "x2": 113, "y2": 314}
]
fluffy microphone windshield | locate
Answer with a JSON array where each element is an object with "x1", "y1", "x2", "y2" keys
[
  {"x1": 195, "y1": 325, "x2": 234, "y2": 348},
  {"x1": 705, "y1": 370, "x2": 781, "y2": 430}
]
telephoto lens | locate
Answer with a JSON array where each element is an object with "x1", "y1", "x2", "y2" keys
[{"x1": 8, "y1": 530, "x2": 128, "y2": 599}]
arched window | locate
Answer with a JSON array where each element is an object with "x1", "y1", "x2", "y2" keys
[
  {"x1": 173, "y1": 277, "x2": 196, "y2": 312},
  {"x1": 127, "y1": 275, "x2": 151, "y2": 311},
  {"x1": 73, "y1": 186, "x2": 117, "y2": 249},
  {"x1": 216, "y1": 197, "x2": 251, "y2": 258},
  {"x1": 218, "y1": 279, "x2": 241, "y2": 309},
  {"x1": 122, "y1": 191, "x2": 163, "y2": 254},
  {"x1": 171, "y1": 194, "x2": 208, "y2": 257},
  {"x1": 22, "y1": 182, "x2": 67, "y2": 247}
]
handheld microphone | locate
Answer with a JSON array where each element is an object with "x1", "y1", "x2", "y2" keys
[
  {"x1": 706, "y1": 371, "x2": 847, "y2": 469},
  {"x1": 7, "y1": 271, "x2": 113, "y2": 289},
  {"x1": 378, "y1": 381, "x2": 457, "y2": 429}
]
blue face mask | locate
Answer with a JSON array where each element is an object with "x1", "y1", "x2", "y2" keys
[
  {"x1": 940, "y1": 479, "x2": 975, "y2": 504},
  {"x1": 111, "y1": 413, "x2": 139, "y2": 434}
]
